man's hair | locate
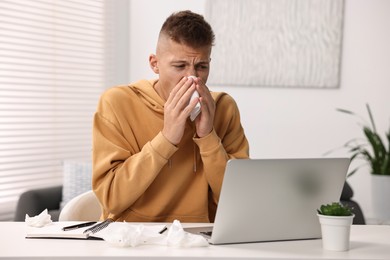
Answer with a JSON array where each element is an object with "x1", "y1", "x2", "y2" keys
[{"x1": 159, "y1": 10, "x2": 215, "y2": 48}]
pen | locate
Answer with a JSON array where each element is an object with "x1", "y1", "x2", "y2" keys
[
  {"x1": 62, "y1": 221, "x2": 97, "y2": 231},
  {"x1": 159, "y1": 226, "x2": 168, "y2": 234}
]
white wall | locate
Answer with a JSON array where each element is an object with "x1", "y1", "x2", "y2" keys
[{"x1": 128, "y1": 0, "x2": 390, "y2": 220}]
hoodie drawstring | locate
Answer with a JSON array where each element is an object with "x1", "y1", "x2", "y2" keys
[{"x1": 193, "y1": 142, "x2": 197, "y2": 173}]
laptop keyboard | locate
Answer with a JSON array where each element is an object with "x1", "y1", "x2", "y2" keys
[{"x1": 200, "y1": 231, "x2": 213, "y2": 237}]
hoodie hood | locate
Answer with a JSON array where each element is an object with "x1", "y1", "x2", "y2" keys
[{"x1": 129, "y1": 79, "x2": 165, "y2": 115}]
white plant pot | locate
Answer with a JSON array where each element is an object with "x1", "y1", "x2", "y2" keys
[
  {"x1": 317, "y1": 214, "x2": 354, "y2": 251},
  {"x1": 372, "y1": 174, "x2": 390, "y2": 221}
]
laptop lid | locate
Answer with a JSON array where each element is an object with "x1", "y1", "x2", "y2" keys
[{"x1": 207, "y1": 158, "x2": 350, "y2": 245}]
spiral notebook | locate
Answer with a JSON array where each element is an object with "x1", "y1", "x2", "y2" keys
[
  {"x1": 26, "y1": 219, "x2": 167, "y2": 240},
  {"x1": 26, "y1": 219, "x2": 113, "y2": 240}
]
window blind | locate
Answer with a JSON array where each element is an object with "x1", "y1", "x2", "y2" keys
[{"x1": 0, "y1": 0, "x2": 122, "y2": 220}]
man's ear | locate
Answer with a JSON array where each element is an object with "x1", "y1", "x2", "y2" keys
[{"x1": 149, "y1": 54, "x2": 159, "y2": 74}]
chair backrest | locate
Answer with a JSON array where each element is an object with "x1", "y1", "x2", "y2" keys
[{"x1": 59, "y1": 190, "x2": 102, "y2": 221}]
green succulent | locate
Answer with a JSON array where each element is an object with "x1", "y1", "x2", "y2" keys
[{"x1": 317, "y1": 202, "x2": 353, "y2": 216}]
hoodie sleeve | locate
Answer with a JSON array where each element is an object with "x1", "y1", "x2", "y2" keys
[{"x1": 193, "y1": 93, "x2": 249, "y2": 205}]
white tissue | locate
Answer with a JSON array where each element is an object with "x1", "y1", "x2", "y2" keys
[
  {"x1": 190, "y1": 91, "x2": 201, "y2": 121},
  {"x1": 99, "y1": 220, "x2": 208, "y2": 248},
  {"x1": 167, "y1": 220, "x2": 209, "y2": 248},
  {"x1": 99, "y1": 223, "x2": 166, "y2": 247},
  {"x1": 188, "y1": 76, "x2": 201, "y2": 121},
  {"x1": 25, "y1": 209, "x2": 52, "y2": 227}
]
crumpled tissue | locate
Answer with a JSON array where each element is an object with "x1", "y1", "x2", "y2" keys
[
  {"x1": 99, "y1": 219, "x2": 209, "y2": 248},
  {"x1": 25, "y1": 209, "x2": 52, "y2": 227},
  {"x1": 166, "y1": 220, "x2": 209, "y2": 248}
]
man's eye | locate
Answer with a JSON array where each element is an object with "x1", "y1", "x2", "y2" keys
[
  {"x1": 173, "y1": 65, "x2": 185, "y2": 68},
  {"x1": 197, "y1": 65, "x2": 209, "y2": 70}
]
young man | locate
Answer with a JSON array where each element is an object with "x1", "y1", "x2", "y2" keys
[{"x1": 92, "y1": 10, "x2": 249, "y2": 223}]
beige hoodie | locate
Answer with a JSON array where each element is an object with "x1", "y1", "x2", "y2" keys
[{"x1": 92, "y1": 79, "x2": 249, "y2": 222}]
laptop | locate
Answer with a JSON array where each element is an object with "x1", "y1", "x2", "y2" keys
[{"x1": 185, "y1": 158, "x2": 350, "y2": 245}]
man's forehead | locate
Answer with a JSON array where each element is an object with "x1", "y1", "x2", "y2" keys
[{"x1": 169, "y1": 56, "x2": 210, "y2": 64}]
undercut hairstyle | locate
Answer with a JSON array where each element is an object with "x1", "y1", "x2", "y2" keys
[{"x1": 159, "y1": 10, "x2": 215, "y2": 48}]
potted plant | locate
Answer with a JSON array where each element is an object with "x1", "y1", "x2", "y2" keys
[
  {"x1": 335, "y1": 104, "x2": 390, "y2": 220},
  {"x1": 317, "y1": 202, "x2": 355, "y2": 251}
]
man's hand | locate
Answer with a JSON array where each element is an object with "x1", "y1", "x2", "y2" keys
[{"x1": 161, "y1": 77, "x2": 199, "y2": 145}]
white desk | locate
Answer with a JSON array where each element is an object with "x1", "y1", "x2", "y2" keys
[{"x1": 1, "y1": 222, "x2": 390, "y2": 260}]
